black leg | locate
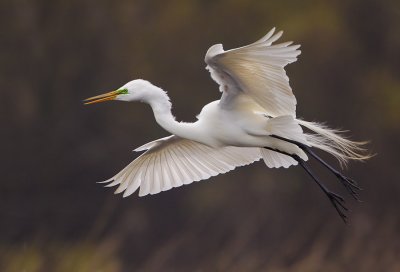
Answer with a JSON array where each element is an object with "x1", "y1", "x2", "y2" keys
[
  {"x1": 270, "y1": 134, "x2": 361, "y2": 201},
  {"x1": 264, "y1": 147, "x2": 348, "y2": 223}
]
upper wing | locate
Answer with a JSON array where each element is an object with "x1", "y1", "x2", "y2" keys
[
  {"x1": 205, "y1": 28, "x2": 300, "y2": 117},
  {"x1": 101, "y1": 136, "x2": 262, "y2": 197}
]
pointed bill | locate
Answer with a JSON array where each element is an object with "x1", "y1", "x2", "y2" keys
[{"x1": 83, "y1": 90, "x2": 120, "y2": 105}]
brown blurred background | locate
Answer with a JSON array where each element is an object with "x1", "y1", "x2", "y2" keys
[{"x1": 1, "y1": 0, "x2": 399, "y2": 271}]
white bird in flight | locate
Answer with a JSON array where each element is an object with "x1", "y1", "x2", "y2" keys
[{"x1": 85, "y1": 28, "x2": 369, "y2": 222}]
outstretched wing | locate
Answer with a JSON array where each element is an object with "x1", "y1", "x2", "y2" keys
[
  {"x1": 205, "y1": 27, "x2": 300, "y2": 117},
  {"x1": 101, "y1": 136, "x2": 262, "y2": 197}
]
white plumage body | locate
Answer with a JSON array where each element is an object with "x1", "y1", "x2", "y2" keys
[
  {"x1": 106, "y1": 92, "x2": 306, "y2": 197},
  {"x1": 86, "y1": 28, "x2": 368, "y2": 202}
]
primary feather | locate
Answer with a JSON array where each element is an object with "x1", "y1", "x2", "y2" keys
[{"x1": 104, "y1": 136, "x2": 261, "y2": 197}]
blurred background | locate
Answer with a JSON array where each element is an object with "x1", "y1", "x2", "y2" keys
[{"x1": 1, "y1": 0, "x2": 399, "y2": 271}]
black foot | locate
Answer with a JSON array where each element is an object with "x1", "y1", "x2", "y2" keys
[
  {"x1": 270, "y1": 134, "x2": 362, "y2": 201},
  {"x1": 264, "y1": 147, "x2": 349, "y2": 223},
  {"x1": 326, "y1": 191, "x2": 348, "y2": 223},
  {"x1": 333, "y1": 171, "x2": 361, "y2": 201},
  {"x1": 294, "y1": 154, "x2": 349, "y2": 223}
]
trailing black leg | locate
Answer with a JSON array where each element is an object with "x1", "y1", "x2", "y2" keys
[
  {"x1": 270, "y1": 134, "x2": 361, "y2": 201},
  {"x1": 264, "y1": 147, "x2": 348, "y2": 223}
]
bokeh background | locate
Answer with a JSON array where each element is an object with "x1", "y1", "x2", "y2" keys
[{"x1": 1, "y1": 0, "x2": 399, "y2": 271}]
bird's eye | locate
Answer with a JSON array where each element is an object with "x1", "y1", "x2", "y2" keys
[{"x1": 117, "y1": 88, "x2": 128, "y2": 95}]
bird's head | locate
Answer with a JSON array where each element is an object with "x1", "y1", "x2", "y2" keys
[{"x1": 84, "y1": 79, "x2": 162, "y2": 105}]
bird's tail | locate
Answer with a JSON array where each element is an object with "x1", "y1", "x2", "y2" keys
[{"x1": 297, "y1": 119, "x2": 372, "y2": 168}]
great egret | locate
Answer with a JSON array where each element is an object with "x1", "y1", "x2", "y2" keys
[{"x1": 84, "y1": 28, "x2": 369, "y2": 222}]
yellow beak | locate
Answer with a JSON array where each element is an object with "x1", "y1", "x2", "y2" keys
[{"x1": 83, "y1": 90, "x2": 120, "y2": 105}]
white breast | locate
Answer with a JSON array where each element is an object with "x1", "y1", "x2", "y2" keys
[{"x1": 196, "y1": 100, "x2": 267, "y2": 147}]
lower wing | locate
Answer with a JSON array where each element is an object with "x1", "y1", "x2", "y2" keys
[{"x1": 101, "y1": 136, "x2": 262, "y2": 197}]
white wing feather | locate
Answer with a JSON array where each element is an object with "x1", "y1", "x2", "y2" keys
[
  {"x1": 102, "y1": 136, "x2": 263, "y2": 197},
  {"x1": 260, "y1": 149, "x2": 297, "y2": 168},
  {"x1": 205, "y1": 27, "x2": 300, "y2": 117}
]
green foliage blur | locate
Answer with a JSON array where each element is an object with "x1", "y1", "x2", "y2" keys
[{"x1": 1, "y1": 0, "x2": 399, "y2": 271}]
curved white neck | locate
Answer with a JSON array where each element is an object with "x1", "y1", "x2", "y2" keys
[{"x1": 147, "y1": 93, "x2": 199, "y2": 141}]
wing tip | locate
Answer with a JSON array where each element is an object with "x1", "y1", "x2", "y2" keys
[
  {"x1": 123, "y1": 191, "x2": 133, "y2": 198},
  {"x1": 205, "y1": 43, "x2": 225, "y2": 63},
  {"x1": 97, "y1": 178, "x2": 113, "y2": 184}
]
